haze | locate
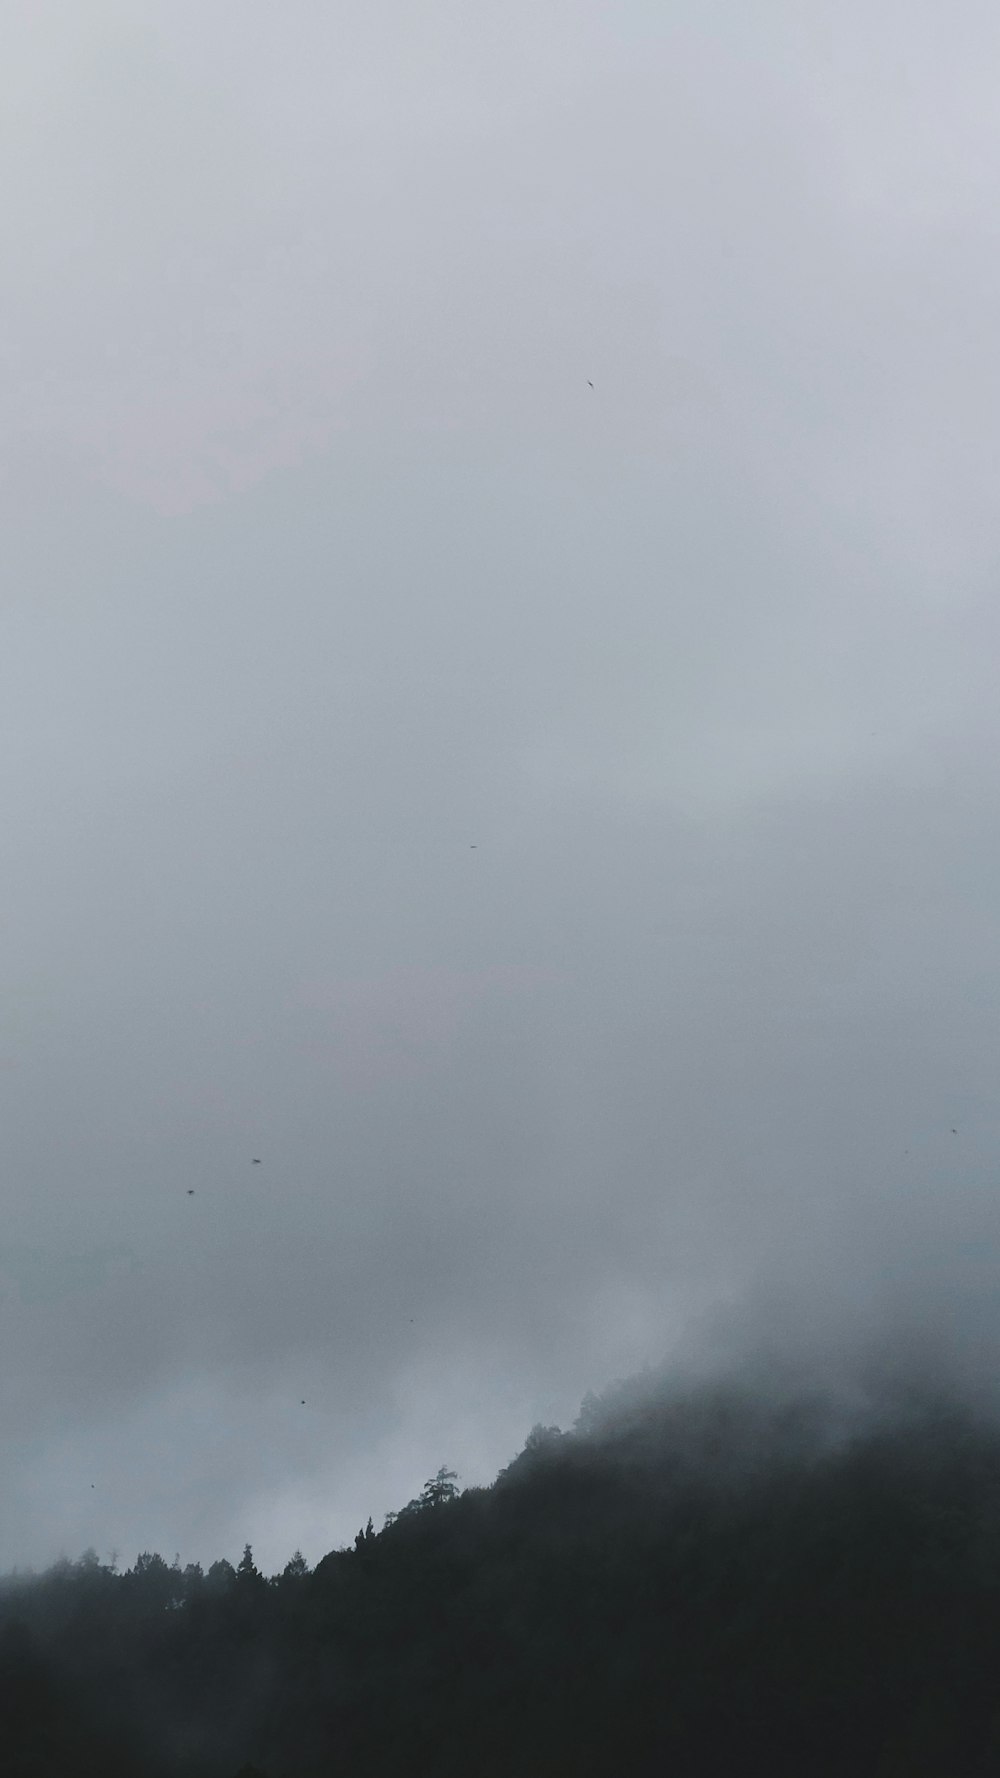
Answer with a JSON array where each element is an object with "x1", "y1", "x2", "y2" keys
[{"x1": 2, "y1": 0, "x2": 1000, "y2": 1573}]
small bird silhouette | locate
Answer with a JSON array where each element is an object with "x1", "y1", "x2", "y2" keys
[
  {"x1": 587, "y1": 380, "x2": 594, "y2": 388},
  {"x1": 187, "y1": 1189, "x2": 195, "y2": 1196},
  {"x1": 252, "y1": 1158, "x2": 261, "y2": 1164},
  {"x1": 301, "y1": 1399, "x2": 306, "y2": 1406},
  {"x1": 952, "y1": 1128, "x2": 958, "y2": 1135}
]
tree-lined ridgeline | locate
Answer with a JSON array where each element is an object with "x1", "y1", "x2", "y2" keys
[{"x1": 3, "y1": 1370, "x2": 1000, "y2": 1775}]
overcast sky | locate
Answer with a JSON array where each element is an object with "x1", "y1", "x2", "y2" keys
[{"x1": 3, "y1": 0, "x2": 1000, "y2": 1573}]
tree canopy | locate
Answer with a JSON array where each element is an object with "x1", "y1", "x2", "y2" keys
[{"x1": 4, "y1": 1382, "x2": 1000, "y2": 1775}]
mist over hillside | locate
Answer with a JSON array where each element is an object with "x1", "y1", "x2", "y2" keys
[
  {"x1": 4, "y1": 0, "x2": 1000, "y2": 1583},
  {"x1": 4, "y1": 2, "x2": 1000, "y2": 1770},
  {"x1": 5, "y1": 1345, "x2": 1000, "y2": 1777}
]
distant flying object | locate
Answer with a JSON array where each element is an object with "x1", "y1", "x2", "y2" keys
[
  {"x1": 587, "y1": 380, "x2": 594, "y2": 388},
  {"x1": 252, "y1": 1158, "x2": 261, "y2": 1164},
  {"x1": 301, "y1": 1399, "x2": 306, "y2": 1406},
  {"x1": 187, "y1": 1189, "x2": 195, "y2": 1196},
  {"x1": 952, "y1": 1128, "x2": 958, "y2": 1135}
]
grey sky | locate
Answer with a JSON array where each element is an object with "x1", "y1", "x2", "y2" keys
[{"x1": 2, "y1": 0, "x2": 1000, "y2": 1571}]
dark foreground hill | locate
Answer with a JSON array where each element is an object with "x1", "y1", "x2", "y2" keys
[{"x1": 5, "y1": 1368, "x2": 1000, "y2": 1776}]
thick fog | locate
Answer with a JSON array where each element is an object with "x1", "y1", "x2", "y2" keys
[{"x1": 2, "y1": 0, "x2": 1000, "y2": 1572}]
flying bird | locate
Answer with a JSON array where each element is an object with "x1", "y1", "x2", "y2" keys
[
  {"x1": 187, "y1": 1189, "x2": 195, "y2": 1196},
  {"x1": 252, "y1": 1158, "x2": 261, "y2": 1164},
  {"x1": 952, "y1": 1128, "x2": 958, "y2": 1135},
  {"x1": 587, "y1": 380, "x2": 594, "y2": 388}
]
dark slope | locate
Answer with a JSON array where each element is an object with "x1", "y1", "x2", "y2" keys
[{"x1": 5, "y1": 1373, "x2": 1000, "y2": 1776}]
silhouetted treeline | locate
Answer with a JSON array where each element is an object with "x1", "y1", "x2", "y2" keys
[{"x1": 5, "y1": 1369, "x2": 1000, "y2": 1775}]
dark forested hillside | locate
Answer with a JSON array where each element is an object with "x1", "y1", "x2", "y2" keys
[{"x1": 5, "y1": 1370, "x2": 1000, "y2": 1776}]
